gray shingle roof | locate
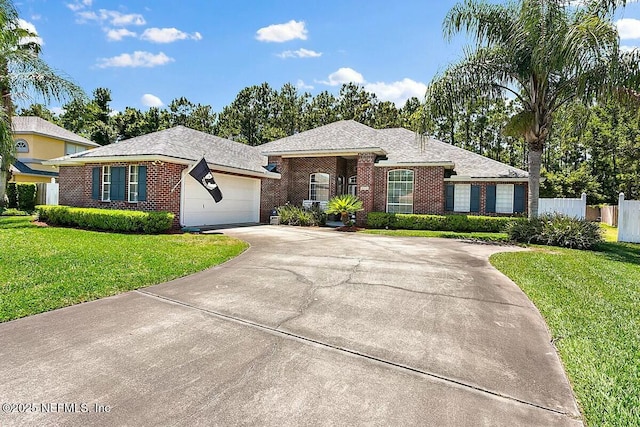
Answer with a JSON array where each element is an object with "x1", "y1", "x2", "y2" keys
[
  {"x1": 262, "y1": 120, "x2": 528, "y2": 179},
  {"x1": 59, "y1": 126, "x2": 270, "y2": 176},
  {"x1": 12, "y1": 116, "x2": 99, "y2": 147},
  {"x1": 259, "y1": 120, "x2": 384, "y2": 154}
]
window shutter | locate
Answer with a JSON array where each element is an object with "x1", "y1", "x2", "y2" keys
[
  {"x1": 110, "y1": 167, "x2": 126, "y2": 201},
  {"x1": 138, "y1": 166, "x2": 147, "y2": 201},
  {"x1": 514, "y1": 184, "x2": 526, "y2": 213},
  {"x1": 445, "y1": 184, "x2": 455, "y2": 211},
  {"x1": 470, "y1": 185, "x2": 480, "y2": 213},
  {"x1": 92, "y1": 167, "x2": 100, "y2": 200},
  {"x1": 486, "y1": 185, "x2": 496, "y2": 213}
]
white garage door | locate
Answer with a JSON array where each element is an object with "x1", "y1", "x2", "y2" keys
[{"x1": 181, "y1": 171, "x2": 261, "y2": 226}]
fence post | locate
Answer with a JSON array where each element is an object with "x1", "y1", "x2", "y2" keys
[
  {"x1": 581, "y1": 193, "x2": 587, "y2": 219},
  {"x1": 617, "y1": 192, "x2": 624, "y2": 242}
]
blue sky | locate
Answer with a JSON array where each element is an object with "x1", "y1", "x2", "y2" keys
[{"x1": 13, "y1": 0, "x2": 640, "y2": 114}]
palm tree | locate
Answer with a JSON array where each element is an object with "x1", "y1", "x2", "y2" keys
[
  {"x1": 426, "y1": 0, "x2": 640, "y2": 218},
  {"x1": 0, "y1": 0, "x2": 84, "y2": 206},
  {"x1": 325, "y1": 194, "x2": 364, "y2": 226}
]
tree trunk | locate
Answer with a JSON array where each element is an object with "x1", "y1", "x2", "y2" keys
[{"x1": 527, "y1": 148, "x2": 543, "y2": 218}]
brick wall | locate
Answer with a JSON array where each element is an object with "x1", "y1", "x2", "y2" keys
[{"x1": 59, "y1": 161, "x2": 186, "y2": 228}]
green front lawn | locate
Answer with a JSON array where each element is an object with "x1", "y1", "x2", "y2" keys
[
  {"x1": 491, "y1": 242, "x2": 640, "y2": 426},
  {"x1": 0, "y1": 216, "x2": 248, "y2": 322},
  {"x1": 361, "y1": 228, "x2": 509, "y2": 242}
]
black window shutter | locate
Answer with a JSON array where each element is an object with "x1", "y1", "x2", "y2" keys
[
  {"x1": 138, "y1": 166, "x2": 147, "y2": 201},
  {"x1": 514, "y1": 184, "x2": 526, "y2": 213},
  {"x1": 91, "y1": 167, "x2": 100, "y2": 200},
  {"x1": 470, "y1": 185, "x2": 480, "y2": 213},
  {"x1": 110, "y1": 167, "x2": 126, "y2": 201},
  {"x1": 486, "y1": 185, "x2": 496, "y2": 213},
  {"x1": 445, "y1": 184, "x2": 455, "y2": 211}
]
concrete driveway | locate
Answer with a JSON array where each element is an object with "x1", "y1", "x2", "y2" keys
[{"x1": 0, "y1": 226, "x2": 582, "y2": 426}]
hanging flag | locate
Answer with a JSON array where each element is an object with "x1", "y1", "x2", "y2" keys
[{"x1": 188, "y1": 157, "x2": 223, "y2": 203}]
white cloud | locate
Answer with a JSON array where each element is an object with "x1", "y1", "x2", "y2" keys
[
  {"x1": 365, "y1": 78, "x2": 428, "y2": 106},
  {"x1": 617, "y1": 18, "x2": 640, "y2": 39},
  {"x1": 296, "y1": 79, "x2": 314, "y2": 90},
  {"x1": 141, "y1": 93, "x2": 164, "y2": 107},
  {"x1": 140, "y1": 27, "x2": 202, "y2": 43},
  {"x1": 66, "y1": 0, "x2": 92, "y2": 12},
  {"x1": 97, "y1": 51, "x2": 174, "y2": 68},
  {"x1": 256, "y1": 20, "x2": 307, "y2": 42},
  {"x1": 31, "y1": 14, "x2": 42, "y2": 21},
  {"x1": 17, "y1": 19, "x2": 43, "y2": 46},
  {"x1": 277, "y1": 48, "x2": 322, "y2": 59},
  {"x1": 621, "y1": 45, "x2": 639, "y2": 53},
  {"x1": 106, "y1": 28, "x2": 137, "y2": 41},
  {"x1": 75, "y1": 9, "x2": 145, "y2": 26},
  {"x1": 50, "y1": 107, "x2": 65, "y2": 116},
  {"x1": 320, "y1": 67, "x2": 365, "y2": 86}
]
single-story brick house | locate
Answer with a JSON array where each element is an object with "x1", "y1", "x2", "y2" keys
[
  {"x1": 47, "y1": 120, "x2": 528, "y2": 228},
  {"x1": 258, "y1": 120, "x2": 528, "y2": 223},
  {"x1": 45, "y1": 126, "x2": 280, "y2": 228}
]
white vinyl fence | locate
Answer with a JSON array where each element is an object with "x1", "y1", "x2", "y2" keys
[
  {"x1": 35, "y1": 180, "x2": 59, "y2": 206},
  {"x1": 538, "y1": 193, "x2": 587, "y2": 219},
  {"x1": 618, "y1": 193, "x2": 640, "y2": 243}
]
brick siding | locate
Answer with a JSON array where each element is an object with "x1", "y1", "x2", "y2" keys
[{"x1": 59, "y1": 161, "x2": 186, "y2": 228}]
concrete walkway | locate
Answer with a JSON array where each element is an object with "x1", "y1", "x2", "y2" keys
[{"x1": 0, "y1": 226, "x2": 582, "y2": 426}]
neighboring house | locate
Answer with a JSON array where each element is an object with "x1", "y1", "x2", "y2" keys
[
  {"x1": 47, "y1": 120, "x2": 528, "y2": 228},
  {"x1": 45, "y1": 126, "x2": 280, "y2": 228},
  {"x1": 9, "y1": 116, "x2": 99, "y2": 183},
  {"x1": 258, "y1": 120, "x2": 529, "y2": 223}
]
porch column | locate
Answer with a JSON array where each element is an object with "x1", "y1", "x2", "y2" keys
[{"x1": 356, "y1": 153, "x2": 376, "y2": 225}]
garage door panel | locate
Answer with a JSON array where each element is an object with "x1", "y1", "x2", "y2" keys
[{"x1": 182, "y1": 172, "x2": 260, "y2": 226}]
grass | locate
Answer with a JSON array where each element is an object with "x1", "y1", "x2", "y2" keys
[
  {"x1": 491, "y1": 241, "x2": 640, "y2": 426},
  {"x1": 600, "y1": 223, "x2": 618, "y2": 242},
  {"x1": 0, "y1": 216, "x2": 248, "y2": 322},
  {"x1": 360, "y1": 228, "x2": 509, "y2": 242}
]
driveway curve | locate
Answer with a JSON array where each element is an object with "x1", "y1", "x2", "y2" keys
[{"x1": 0, "y1": 226, "x2": 582, "y2": 426}]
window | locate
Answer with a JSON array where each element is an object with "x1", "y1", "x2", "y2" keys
[
  {"x1": 387, "y1": 169, "x2": 414, "y2": 214},
  {"x1": 65, "y1": 143, "x2": 86, "y2": 155},
  {"x1": 453, "y1": 184, "x2": 471, "y2": 212},
  {"x1": 309, "y1": 173, "x2": 330, "y2": 201},
  {"x1": 496, "y1": 184, "x2": 514, "y2": 213},
  {"x1": 15, "y1": 139, "x2": 29, "y2": 153},
  {"x1": 336, "y1": 176, "x2": 344, "y2": 195},
  {"x1": 348, "y1": 175, "x2": 357, "y2": 196},
  {"x1": 101, "y1": 166, "x2": 111, "y2": 201},
  {"x1": 128, "y1": 165, "x2": 139, "y2": 202}
]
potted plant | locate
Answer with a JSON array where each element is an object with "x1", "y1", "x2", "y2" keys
[{"x1": 325, "y1": 194, "x2": 364, "y2": 231}]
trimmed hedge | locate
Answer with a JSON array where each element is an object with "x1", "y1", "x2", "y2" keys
[
  {"x1": 37, "y1": 206, "x2": 174, "y2": 234},
  {"x1": 6, "y1": 183, "x2": 18, "y2": 208},
  {"x1": 367, "y1": 212, "x2": 523, "y2": 233},
  {"x1": 6, "y1": 183, "x2": 36, "y2": 211}
]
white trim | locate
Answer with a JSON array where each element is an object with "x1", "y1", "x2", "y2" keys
[
  {"x1": 263, "y1": 147, "x2": 386, "y2": 157},
  {"x1": 128, "y1": 165, "x2": 139, "y2": 203},
  {"x1": 44, "y1": 155, "x2": 281, "y2": 179},
  {"x1": 101, "y1": 166, "x2": 111, "y2": 202},
  {"x1": 386, "y1": 169, "x2": 414, "y2": 214},
  {"x1": 445, "y1": 177, "x2": 529, "y2": 182}
]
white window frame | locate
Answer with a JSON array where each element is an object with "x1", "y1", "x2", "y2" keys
[
  {"x1": 128, "y1": 165, "x2": 139, "y2": 203},
  {"x1": 348, "y1": 175, "x2": 357, "y2": 196},
  {"x1": 309, "y1": 173, "x2": 330, "y2": 201},
  {"x1": 386, "y1": 169, "x2": 414, "y2": 214},
  {"x1": 496, "y1": 184, "x2": 514, "y2": 213},
  {"x1": 65, "y1": 143, "x2": 86, "y2": 156},
  {"x1": 15, "y1": 139, "x2": 29, "y2": 153},
  {"x1": 454, "y1": 184, "x2": 471, "y2": 212},
  {"x1": 101, "y1": 166, "x2": 111, "y2": 202}
]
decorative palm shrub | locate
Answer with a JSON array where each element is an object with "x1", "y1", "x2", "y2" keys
[
  {"x1": 325, "y1": 194, "x2": 364, "y2": 226},
  {"x1": 505, "y1": 213, "x2": 603, "y2": 249}
]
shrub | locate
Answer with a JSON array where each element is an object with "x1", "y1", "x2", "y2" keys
[
  {"x1": 277, "y1": 204, "x2": 325, "y2": 226},
  {"x1": 505, "y1": 213, "x2": 603, "y2": 249},
  {"x1": 6, "y1": 183, "x2": 17, "y2": 208},
  {"x1": 367, "y1": 212, "x2": 521, "y2": 233},
  {"x1": 16, "y1": 183, "x2": 37, "y2": 212},
  {"x1": 37, "y1": 206, "x2": 174, "y2": 234},
  {"x1": 325, "y1": 194, "x2": 364, "y2": 225}
]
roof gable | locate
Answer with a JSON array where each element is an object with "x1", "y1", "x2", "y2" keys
[{"x1": 12, "y1": 116, "x2": 99, "y2": 147}]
